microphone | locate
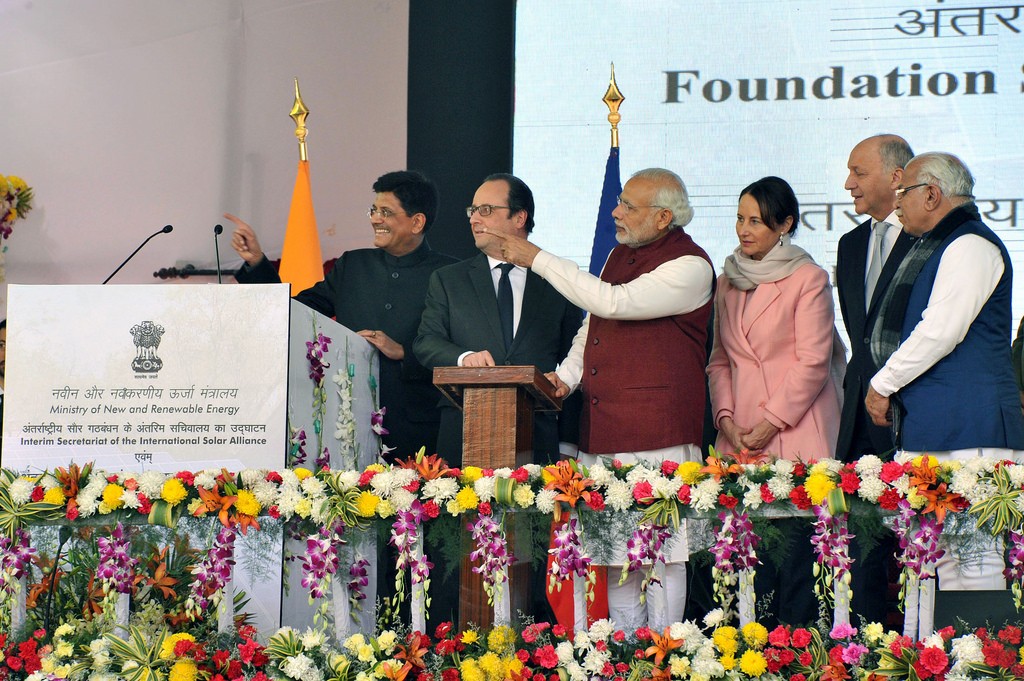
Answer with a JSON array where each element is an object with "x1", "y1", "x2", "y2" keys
[
  {"x1": 213, "y1": 224, "x2": 224, "y2": 284},
  {"x1": 102, "y1": 225, "x2": 173, "y2": 284}
]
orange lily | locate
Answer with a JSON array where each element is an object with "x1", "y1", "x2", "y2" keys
[
  {"x1": 139, "y1": 547, "x2": 179, "y2": 599},
  {"x1": 727, "y1": 448, "x2": 770, "y2": 466},
  {"x1": 543, "y1": 460, "x2": 595, "y2": 521},
  {"x1": 25, "y1": 558, "x2": 63, "y2": 609},
  {"x1": 53, "y1": 462, "x2": 91, "y2": 518},
  {"x1": 700, "y1": 455, "x2": 743, "y2": 481},
  {"x1": 379, "y1": 660, "x2": 413, "y2": 681},
  {"x1": 917, "y1": 482, "x2": 966, "y2": 524},
  {"x1": 821, "y1": 663, "x2": 852, "y2": 681},
  {"x1": 193, "y1": 484, "x2": 237, "y2": 528},
  {"x1": 398, "y1": 450, "x2": 453, "y2": 481},
  {"x1": 644, "y1": 626, "x2": 685, "y2": 668},
  {"x1": 395, "y1": 633, "x2": 430, "y2": 671},
  {"x1": 908, "y1": 460, "x2": 939, "y2": 491}
]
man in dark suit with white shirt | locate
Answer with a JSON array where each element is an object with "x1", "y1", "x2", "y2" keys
[
  {"x1": 414, "y1": 173, "x2": 581, "y2": 465},
  {"x1": 835, "y1": 134, "x2": 914, "y2": 624}
]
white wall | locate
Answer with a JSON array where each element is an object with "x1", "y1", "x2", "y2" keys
[{"x1": 0, "y1": 0, "x2": 409, "y2": 312}]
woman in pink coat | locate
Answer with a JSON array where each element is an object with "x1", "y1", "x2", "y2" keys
[{"x1": 708, "y1": 176, "x2": 843, "y2": 462}]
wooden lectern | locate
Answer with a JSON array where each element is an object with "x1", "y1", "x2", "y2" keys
[{"x1": 433, "y1": 366, "x2": 562, "y2": 629}]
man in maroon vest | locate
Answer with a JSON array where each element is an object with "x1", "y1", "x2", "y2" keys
[{"x1": 493, "y1": 167, "x2": 714, "y2": 630}]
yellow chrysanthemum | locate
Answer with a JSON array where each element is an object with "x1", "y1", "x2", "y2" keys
[
  {"x1": 456, "y1": 486, "x2": 480, "y2": 512},
  {"x1": 365, "y1": 463, "x2": 386, "y2": 474},
  {"x1": 293, "y1": 467, "x2": 314, "y2": 481},
  {"x1": 739, "y1": 650, "x2": 768, "y2": 676},
  {"x1": 712, "y1": 626, "x2": 738, "y2": 655},
  {"x1": 43, "y1": 487, "x2": 66, "y2": 505},
  {"x1": 803, "y1": 473, "x2": 836, "y2": 506},
  {"x1": 376, "y1": 500, "x2": 396, "y2": 518},
  {"x1": 357, "y1": 643, "x2": 376, "y2": 663},
  {"x1": 1018, "y1": 645, "x2": 1023, "y2": 665},
  {"x1": 460, "y1": 659, "x2": 484, "y2": 681},
  {"x1": 169, "y1": 659, "x2": 198, "y2": 681},
  {"x1": 479, "y1": 652, "x2": 504, "y2": 681},
  {"x1": 55, "y1": 641, "x2": 73, "y2": 657},
  {"x1": 513, "y1": 486, "x2": 535, "y2": 508},
  {"x1": 487, "y1": 625, "x2": 516, "y2": 654},
  {"x1": 295, "y1": 498, "x2": 313, "y2": 518},
  {"x1": 505, "y1": 655, "x2": 524, "y2": 678},
  {"x1": 446, "y1": 499, "x2": 461, "y2": 516},
  {"x1": 161, "y1": 478, "x2": 188, "y2": 505},
  {"x1": 669, "y1": 655, "x2": 690, "y2": 677},
  {"x1": 344, "y1": 633, "x2": 366, "y2": 653},
  {"x1": 377, "y1": 630, "x2": 398, "y2": 652},
  {"x1": 461, "y1": 630, "x2": 479, "y2": 645},
  {"x1": 741, "y1": 622, "x2": 769, "y2": 649},
  {"x1": 160, "y1": 633, "x2": 196, "y2": 659},
  {"x1": 102, "y1": 484, "x2": 126, "y2": 510},
  {"x1": 356, "y1": 491, "x2": 381, "y2": 517},
  {"x1": 462, "y1": 466, "x2": 484, "y2": 484},
  {"x1": 235, "y1": 489, "x2": 261, "y2": 516},
  {"x1": 676, "y1": 461, "x2": 704, "y2": 484},
  {"x1": 719, "y1": 654, "x2": 736, "y2": 670},
  {"x1": 863, "y1": 622, "x2": 885, "y2": 644},
  {"x1": 907, "y1": 488, "x2": 927, "y2": 510}
]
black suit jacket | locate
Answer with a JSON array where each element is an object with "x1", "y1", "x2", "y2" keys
[
  {"x1": 236, "y1": 241, "x2": 457, "y2": 459},
  {"x1": 835, "y1": 218, "x2": 915, "y2": 461},
  {"x1": 413, "y1": 253, "x2": 582, "y2": 464}
]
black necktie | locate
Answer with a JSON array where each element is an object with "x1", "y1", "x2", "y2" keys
[{"x1": 497, "y1": 263, "x2": 515, "y2": 350}]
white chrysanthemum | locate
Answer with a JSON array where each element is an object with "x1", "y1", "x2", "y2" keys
[
  {"x1": 948, "y1": 633, "x2": 984, "y2": 669},
  {"x1": 493, "y1": 467, "x2": 513, "y2": 479},
  {"x1": 809, "y1": 460, "x2": 834, "y2": 476},
  {"x1": 890, "y1": 475, "x2": 911, "y2": 496},
  {"x1": 588, "y1": 618, "x2": 614, "y2": 642},
  {"x1": 389, "y1": 488, "x2": 416, "y2": 512},
  {"x1": 535, "y1": 489, "x2": 557, "y2": 513},
  {"x1": 691, "y1": 479, "x2": 723, "y2": 512},
  {"x1": 279, "y1": 469, "x2": 301, "y2": 488},
  {"x1": 193, "y1": 471, "x2": 217, "y2": 489},
  {"x1": 625, "y1": 465, "x2": 657, "y2": 485},
  {"x1": 78, "y1": 497, "x2": 100, "y2": 517},
  {"x1": 555, "y1": 640, "x2": 575, "y2": 664},
  {"x1": 668, "y1": 622, "x2": 688, "y2": 640},
  {"x1": 474, "y1": 476, "x2": 497, "y2": 502},
  {"x1": 301, "y1": 628, "x2": 327, "y2": 649},
  {"x1": 573, "y1": 630, "x2": 590, "y2": 648},
  {"x1": 678, "y1": 622, "x2": 706, "y2": 653},
  {"x1": 582, "y1": 648, "x2": 609, "y2": 673},
  {"x1": 669, "y1": 655, "x2": 691, "y2": 677},
  {"x1": 136, "y1": 471, "x2": 166, "y2": 498},
  {"x1": 855, "y1": 455, "x2": 884, "y2": 477},
  {"x1": 588, "y1": 462, "x2": 615, "y2": 487},
  {"x1": 301, "y1": 475, "x2": 327, "y2": 497},
  {"x1": 857, "y1": 476, "x2": 886, "y2": 503},
  {"x1": 651, "y1": 474, "x2": 683, "y2": 499},
  {"x1": 522, "y1": 463, "x2": 542, "y2": 478},
  {"x1": 565, "y1": 661, "x2": 586, "y2": 681},
  {"x1": 251, "y1": 479, "x2": 279, "y2": 507},
  {"x1": 276, "y1": 488, "x2": 304, "y2": 516},
  {"x1": 334, "y1": 470, "x2": 360, "y2": 488},
  {"x1": 742, "y1": 485, "x2": 763, "y2": 509},
  {"x1": 422, "y1": 477, "x2": 459, "y2": 502},
  {"x1": 8, "y1": 478, "x2": 35, "y2": 504},
  {"x1": 282, "y1": 653, "x2": 322, "y2": 681},
  {"x1": 513, "y1": 486, "x2": 535, "y2": 508},
  {"x1": 771, "y1": 459, "x2": 796, "y2": 476},
  {"x1": 922, "y1": 633, "x2": 945, "y2": 650},
  {"x1": 38, "y1": 473, "x2": 61, "y2": 492},
  {"x1": 766, "y1": 473, "x2": 794, "y2": 500},
  {"x1": 238, "y1": 468, "x2": 265, "y2": 487},
  {"x1": 703, "y1": 608, "x2": 725, "y2": 628},
  {"x1": 120, "y1": 489, "x2": 141, "y2": 509},
  {"x1": 604, "y1": 480, "x2": 633, "y2": 512}
]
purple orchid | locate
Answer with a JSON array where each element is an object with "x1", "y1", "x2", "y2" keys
[
  {"x1": 188, "y1": 525, "x2": 237, "y2": 615},
  {"x1": 96, "y1": 523, "x2": 139, "y2": 594},
  {"x1": 548, "y1": 517, "x2": 592, "y2": 585},
  {"x1": 468, "y1": 512, "x2": 515, "y2": 600}
]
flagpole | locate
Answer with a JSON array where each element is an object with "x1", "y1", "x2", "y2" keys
[
  {"x1": 603, "y1": 63, "x2": 624, "y2": 149},
  {"x1": 291, "y1": 77, "x2": 310, "y2": 162}
]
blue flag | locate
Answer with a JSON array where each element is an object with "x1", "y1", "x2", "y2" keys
[{"x1": 588, "y1": 147, "x2": 622, "y2": 275}]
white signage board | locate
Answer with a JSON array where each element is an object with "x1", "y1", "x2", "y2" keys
[{"x1": 2, "y1": 284, "x2": 290, "y2": 472}]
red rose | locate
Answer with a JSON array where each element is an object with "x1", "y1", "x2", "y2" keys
[
  {"x1": 768, "y1": 626, "x2": 790, "y2": 647},
  {"x1": 66, "y1": 505, "x2": 79, "y2": 521},
  {"x1": 30, "y1": 486, "x2": 43, "y2": 502},
  {"x1": 792, "y1": 463, "x2": 807, "y2": 477},
  {"x1": 880, "y1": 461, "x2": 907, "y2": 483},
  {"x1": 533, "y1": 645, "x2": 559, "y2": 669},
  {"x1": 264, "y1": 471, "x2": 282, "y2": 483},
  {"x1": 613, "y1": 631, "x2": 626, "y2": 643},
  {"x1": 482, "y1": 468, "x2": 494, "y2": 477},
  {"x1": 661, "y1": 460, "x2": 680, "y2": 476},
  {"x1": 677, "y1": 485, "x2": 691, "y2": 504},
  {"x1": 997, "y1": 625, "x2": 1022, "y2": 645},
  {"x1": 760, "y1": 484, "x2": 776, "y2": 503},
  {"x1": 789, "y1": 487, "x2": 812, "y2": 510},
  {"x1": 358, "y1": 470, "x2": 379, "y2": 487},
  {"x1": 839, "y1": 472, "x2": 860, "y2": 493},
  {"x1": 635, "y1": 627, "x2": 652, "y2": 641},
  {"x1": 177, "y1": 471, "x2": 196, "y2": 485},
  {"x1": 791, "y1": 628, "x2": 812, "y2": 648},
  {"x1": 798, "y1": 652, "x2": 812, "y2": 666},
  {"x1": 404, "y1": 479, "x2": 421, "y2": 493},
  {"x1": 268, "y1": 506, "x2": 281, "y2": 519},
  {"x1": 918, "y1": 647, "x2": 949, "y2": 675},
  {"x1": 587, "y1": 492, "x2": 606, "y2": 512},
  {"x1": 552, "y1": 624, "x2": 567, "y2": 638},
  {"x1": 511, "y1": 467, "x2": 530, "y2": 483},
  {"x1": 877, "y1": 489, "x2": 902, "y2": 511},
  {"x1": 632, "y1": 481, "x2": 654, "y2": 503},
  {"x1": 478, "y1": 502, "x2": 492, "y2": 516},
  {"x1": 718, "y1": 493, "x2": 738, "y2": 509},
  {"x1": 423, "y1": 500, "x2": 441, "y2": 519},
  {"x1": 612, "y1": 459, "x2": 623, "y2": 469},
  {"x1": 441, "y1": 668, "x2": 461, "y2": 681},
  {"x1": 435, "y1": 622, "x2": 454, "y2": 640}
]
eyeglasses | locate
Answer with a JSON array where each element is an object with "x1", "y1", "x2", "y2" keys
[
  {"x1": 367, "y1": 206, "x2": 407, "y2": 219},
  {"x1": 616, "y1": 197, "x2": 664, "y2": 213},
  {"x1": 895, "y1": 183, "x2": 931, "y2": 199},
  {"x1": 466, "y1": 204, "x2": 511, "y2": 218}
]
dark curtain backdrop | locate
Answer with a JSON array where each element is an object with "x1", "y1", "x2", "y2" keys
[{"x1": 407, "y1": 0, "x2": 516, "y2": 261}]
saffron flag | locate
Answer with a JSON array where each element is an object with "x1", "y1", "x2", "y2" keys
[
  {"x1": 278, "y1": 160, "x2": 324, "y2": 295},
  {"x1": 587, "y1": 146, "x2": 622, "y2": 275}
]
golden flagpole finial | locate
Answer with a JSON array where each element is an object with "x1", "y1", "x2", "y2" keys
[
  {"x1": 603, "y1": 63, "x2": 624, "y2": 148},
  {"x1": 290, "y1": 77, "x2": 310, "y2": 162}
]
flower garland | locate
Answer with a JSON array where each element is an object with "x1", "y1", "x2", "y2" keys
[
  {"x1": 186, "y1": 525, "x2": 237, "y2": 619},
  {"x1": 468, "y1": 510, "x2": 514, "y2": 605},
  {"x1": 709, "y1": 508, "x2": 759, "y2": 618},
  {"x1": 620, "y1": 521, "x2": 673, "y2": 601},
  {"x1": 809, "y1": 501, "x2": 853, "y2": 608},
  {"x1": 0, "y1": 174, "x2": 33, "y2": 241},
  {"x1": 1007, "y1": 529, "x2": 1024, "y2": 611},
  {"x1": 95, "y1": 523, "x2": 138, "y2": 595}
]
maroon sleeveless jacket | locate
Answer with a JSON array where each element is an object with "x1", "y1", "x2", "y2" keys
[{"x1": 579, "y1": 229, "x2": 713, "y2": 454}]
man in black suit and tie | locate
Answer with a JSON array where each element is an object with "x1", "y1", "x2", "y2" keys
[
  {"x1": 414, "y1": 174, "x2": 582, "y2": 465},
  {"x1": 835, "y1": 133, "x2": 914, "y2": 623}
]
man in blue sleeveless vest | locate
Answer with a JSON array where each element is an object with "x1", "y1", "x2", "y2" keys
[{"x1": 866, "y1": 152, "x2": 1024, "y2": 594}]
